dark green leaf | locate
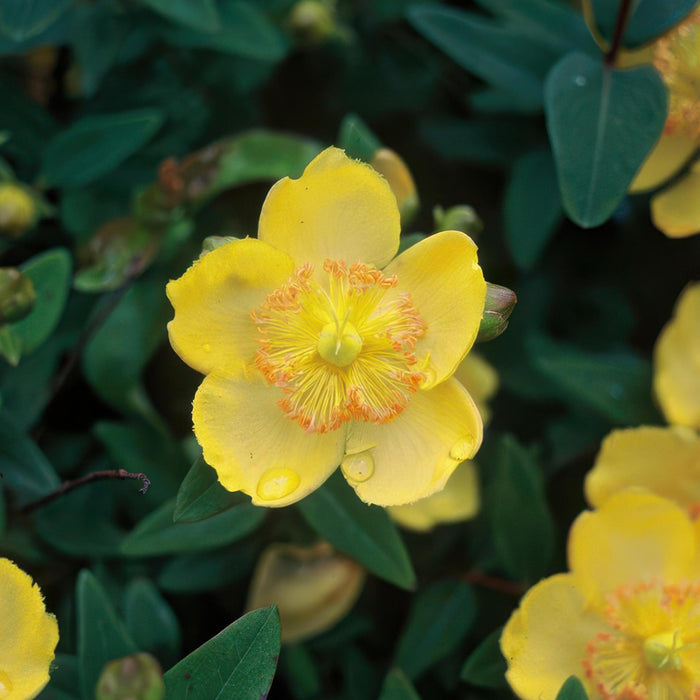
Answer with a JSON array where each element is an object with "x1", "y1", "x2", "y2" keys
[
  {"x1": 556, "y1": 675, "x2": 589, "y2": 700},
  {"x1": 41, "y1": 654, "x2": 80, "y2": 700},
  {"x1": 504, "y1": 150, "x2": 562, "y2": 269},
  {"x1": 281, "y1": 645, "x2": 322, "y2": 699},
  {"x1": 298, "y1": 472, "x2": 415, "y2": 590},
  {"x1": 40, "y1": 109, "x2": 164, "y2": 187},
  {"x1": 460, "y1": 627, "x2": 508, "y2": 689},
  {"x1": 125, "y1": 578, "x2": 181, "y2": 668},
  {"x1": 77, "y1": 570, "x2": 138, "y2": 700},
  {"x1": 174, "y1": 456, "x2": 244, "y2": 523},
  {"x1": 163, "y1": 607, "x2": 280, "y2": 699},
  {"x1": 0, "y1": 409, "x2": 59, "y2": 506},
  {"x1": 488, "y1": 435, "x2": 555, "y2": 581},
  {"x1": 379, "y1": 668, "x2": 422, "y2": 700},
  {"x1": 338, "y1": 114, "x2": 381, "y2": 162},
  {"x1": 140, "y1": 0, "x2": 220, "y2": 33},
  {"x1": 121, "y1": 497, "x2": 266, "y2": 556},
  {"x1": 545, "y1": 52, "x2": 667, "y2": 227},
  {"x1": 0, "y1": 0, "x2": 73, "y2": 42},
  {"x1": 394, "y1": 579, "x2": 476, "y2": 680}
]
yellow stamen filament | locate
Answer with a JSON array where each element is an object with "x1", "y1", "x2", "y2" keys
[{"x1": 252, "y1": 258, "x2": 426, "y2": 433}]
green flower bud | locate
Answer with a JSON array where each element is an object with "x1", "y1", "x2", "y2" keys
[
  {"x1": 200, "y1": 235, "x2": 238, "y2": 257},
  {"x1": 95, "y1": 653, "x2": 165, "y2": 700},
  {"x1": 0, "y1": 268, "x2": 36, "y2": 325},
  {"x1": 0, "y1": 184, "x2": 38, "y2": 239},
  {"x1": 477, "y1": 283, "x2": 517, "y2": 342},
  {"x1": 433, "y1": 205, "x2": 483, "y2": 238},
  {"x1": 288, "y1": 0, "x2": 337, "y2": 47}
]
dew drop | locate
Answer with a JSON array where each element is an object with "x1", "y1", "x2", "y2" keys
[
  {"x1": 257, "y1": 468, "x2": 301, "y2": 501},
  {"x1": 0, "y1": 670, "x2": 12, "y2": 699},
  {"x1": 341, "y1": 451, "x2": 375, "y2": 483},
  {"x1": 574, "y1": 75, "x2": 586, "y2": 86},
  {"x1": 449, "y1": 437, "x2": 474, "y2": 461}
]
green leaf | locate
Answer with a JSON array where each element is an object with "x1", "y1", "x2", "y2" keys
[
  {"x1": 43, "y1": 654, "x2": 80, "y2": 700},
  {"x1": 140, "y1": 0, "x2": 221, "y2": 33},
  {"x1": 0, "y1": 0, "x2": 73, "y2": 42},
  {"x1": 77, "y1": 570, "x2": 138, "y2": 700},
  {"x1": 163, "y1": 607, "x2": 281, "y2": 699},
  {"x1": 281, "y1": 645, "x2": 321, "y2": 699},
  {"x1": 556, "y1": 675, "x2": 589, "y2": 700},
  {"x1": 528, "y1": 334, "x2": 660, "y2": 424},
  {"x1": 40, "y1": 109, "x2": 164, "y2": 187},
  {"x1": 0, "y1": 409, "x2": 59, "y2": 506},
  {"x1": 460, "y1": 627, "x2": 508, "y2": 689},
  {"x1": 407, "y1": 5, "x2": 557, "y2": 107},
  {"x1": 125, "y1": 578, "x2": 181, "y2": 668},
  {"x1": 504, "y1": 150, "x2": 562, "y2": 270},
  {"x1": 121, "y1": 497, "x2": 266, "y2": 557},
  {"x1": 174, "y1": 456, "x2": 244, "y2": 523},
  {"x1": 379, "y1": 668, "x2": 422, "y2": 700},
  {"x1": 297, "y1": 472, "x2": 415, "y2": 590},
  {"x1": 338, "y1": 114, "x2": 382, "y2": 162},
  {"x1": 488, "y1": 435, "x2": 555, "y2": 581},
  {"x1": 394, "y1": 579, "x2": 476, "y2": 680},
  {"x1": 545, "y1": 52, "x2": 667, "y2": 227}
]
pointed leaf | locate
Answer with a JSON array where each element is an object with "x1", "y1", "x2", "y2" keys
[
  {"x1": 556, "y1": 675, "x2": 589, "y2": 700},
  {"x1": 379, "y1": 668, "x2": 422, "y2": 700},
  {"x1": 460, "y1": 627, "x2": 508, "y2": 689},
  {"x1": 140, "y1": 0, "x2": 220, "y2": 33}
]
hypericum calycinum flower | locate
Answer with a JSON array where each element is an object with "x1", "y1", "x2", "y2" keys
[
  {"x1": 167, "y1": 147, "x2": 486, "y2": 507},
  {"x1": 0, "y1": 558, "x2": 58, "y2": 698},
  {"x1": 501, "y1": 490, "x2": 700, "y2": 700}
]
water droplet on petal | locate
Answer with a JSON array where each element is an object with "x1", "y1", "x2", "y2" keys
[
  {"x1": 257, "y1": 468, "x2": 301, "y2": 501},
  {"x1": 0, "y1": 670, "x2": 12, "y2": 698},
  {"x1": 449, "y1": 437, "x2": 474, "y2": 461},
  {"x1": 341, "y1": 451, "x2": 375, "y2": 483}
]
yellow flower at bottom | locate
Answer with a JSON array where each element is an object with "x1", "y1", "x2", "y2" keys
[
  {"x1": 0, "y1": 558, "x2": 58, "y2": 699},
  {"x1": 501, "y1": 490, "x2": 700, "y2": 700},
  {"x1": 167, "y1": 147, "x2": 486, "y2": 507}
]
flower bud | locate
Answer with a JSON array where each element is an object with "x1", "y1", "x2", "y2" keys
[
  {"x1": 0, "y1": 268, "x2": 36, "y2": 324},
  {"x1": 371, "y1": 148, "x2": 419, "y2": 225},
  {"x1": 247, "y1": 542, "x2": 365, "y2": 644},
  {"x1": 433, "y1": 204, "x2": 483, "y2": 238},
  {"x1": 200, "y1": 235, "x2": 238, "y2": 257},
  {"x1": 0, "y1": 183, "x2": 37, "y2": 239},
  {"x1": 287, "y1": 0, "x2": 337, "y2": 47},
  {"x1": 96, "y1": 653, "x2": 165, "y2": 700},
  {"x1": 477, "y1": 283, "x2": 517, "y2": 343}
]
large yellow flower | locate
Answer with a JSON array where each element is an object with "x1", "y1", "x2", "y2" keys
[
  {"x1": 0, "y1": 558, "x2": 59, "y2": 699},
  {"x1": 167, "y1": 147, "x2": 486, "y2": 507},
  {"x1": 628, "y1": 9, "x2": 700, "y2": 238},
  {"x1": 501, "y1": 490, "x2": 700, "y2": 700}
]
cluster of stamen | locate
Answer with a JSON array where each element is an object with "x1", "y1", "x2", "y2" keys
[
  {"x1": 582, "y1": 581, "x2": 700, "y2": 700},
  {"x1": 653, "y1": 11, "x2": 700, "y2": 141},
  {"x1": 251, "y1": 258, "x2": 426, "y2": 433}
]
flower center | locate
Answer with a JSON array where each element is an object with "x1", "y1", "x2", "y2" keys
[
  {"x1": 582, "y1": 581, "x2": 700, "y2": 700},
  {"x1": 653, "y1": 10, "x2": 700, "y2": 141},
  {"x1": 251, "y1": 258, "x2": 426, "y2": 433}
]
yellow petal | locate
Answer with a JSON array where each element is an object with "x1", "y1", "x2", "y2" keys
[
  {"x1": 629, "y1": 132, "x2": 696, "y2": 193},
  {"x1": 501, "y1": 573, "x2": 601, "y2": 700},
  {"x1": 258, "y1": 146, "x2": 400, "y2": 270},
  {"x1": 383, "y1": 231, "x2": 486, "y2": 389},
  {"x1": 167, "y1": 237, "x2": 294, "y2": 376},
  {"x1": 651, "y1": 163, "x2": 700, "y2": 237},
  {"x1": 654, "y1": 283, "x2": 700, "y2": 428},
  {"x1": 0, "y1": 558, "x2": 58, "y2": 699},
  {"x1": 387, "y1": 460, "x2": 480, "y2": 531},
  {"x1": 192, "y1": 372, "x2": 345, "y2": 507},
  {"x1": 453, "y1": 353, "x2": 499, "y2": 424},
  {"x1": 585, "y1": 426, "x2": 700, "y2": 510},
  {"x1": 568, "y1": 490, "x2": 696, "y2": 600},
  {"x1": 247, "y1": 542, "x2": 365, "y2": 644},
  {"x1": 343, "y1": 377, "x2": 483, "y2": 506}
]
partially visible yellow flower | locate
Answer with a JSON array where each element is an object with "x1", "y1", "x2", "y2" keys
[
  {"x1": 167, "y1": 147, "x2": 486, "y2": 508},
  {"x1": 501, "y1": 490, "x2": 700, "y2": 700},
  {"x1": 246, "y1": 542, "x2": 365, "y2": 644},
  {"x1": 628, "y1": 9, "x2": 700, "y2": 238},
  {"x1": 654, "y1": 283, "x2": 700, "y2": 429},
  {"x1": 0, "y1": 558, "x2": 58, "y2": 699},
  {"x1": 388, "y1": 353, "x2": 498, "y2": 531}
]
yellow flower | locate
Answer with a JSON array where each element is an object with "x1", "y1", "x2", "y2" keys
[
  {"x1": 653, "y1": 283, "x2": 700, "y2": 429},
  {"x1": 501, "y1": 490, "x2": 700, "y2": 700},
  {"x1": 246, "y1": 542, "x2": 365, "y2": 643},
  {"x1": 0, "y1": 558, "x2": 59, "y2": 699},
  {"x1": 628, "y1": 9, "x2": 700, "y2": 238},
  {"x1": 167, "y1": 147, "x2": 486, "y2": 507},
  {"x1": 388, "y1": 353, "x2": 498, "y2": 531}
]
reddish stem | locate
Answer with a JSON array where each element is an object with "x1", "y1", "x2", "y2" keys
[
  {"x1": 462, "y1": 570, "x2": 526, "y2": 597},
  {"x1": 604, "y1": 0, "x2": 634, "y2": 66}
]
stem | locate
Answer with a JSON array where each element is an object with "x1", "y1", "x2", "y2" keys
[
  {"x1": 19, "y1": 468, "x2": 150, "y2": 516},
  {"x1": 462, "y1": 570, "x2": 525, "y2": 597},
  {"x1": 604, "y1": 0, "x2": 634, "y2": 66}
]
